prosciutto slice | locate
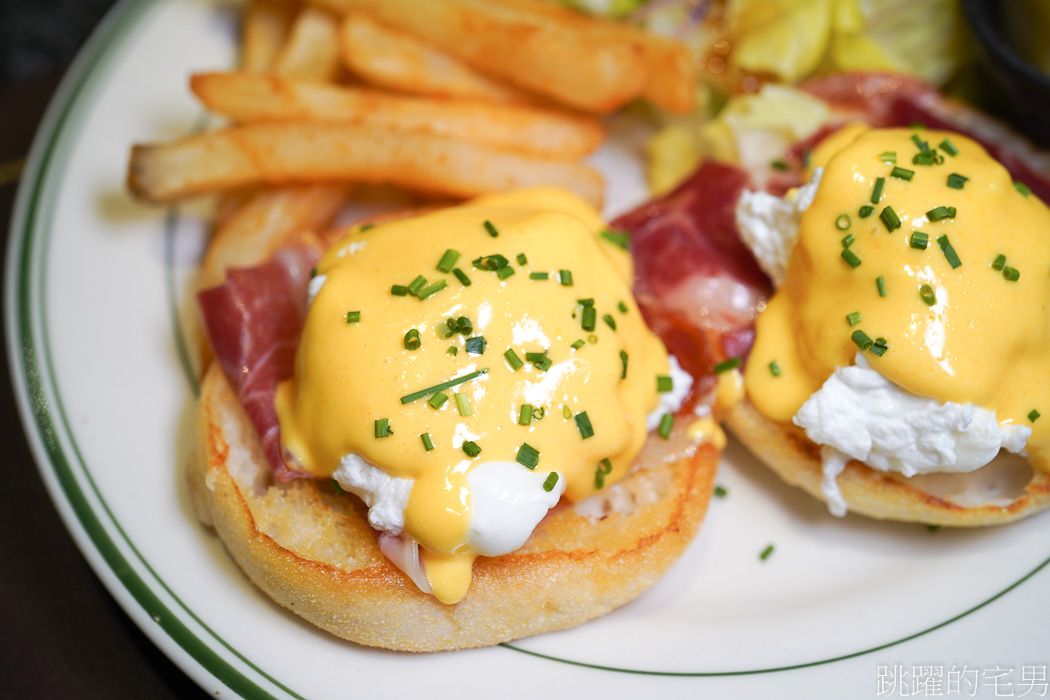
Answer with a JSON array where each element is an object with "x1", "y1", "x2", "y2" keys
[
  {"x1": 197, "y1": 246, "x2": 319, "y2": 482},
  {"x1": 613, "y1": 161, "x2": 772, "y2": 404}
]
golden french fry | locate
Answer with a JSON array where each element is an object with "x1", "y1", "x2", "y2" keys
[
  {"x1": 310, "y1": 0, "x2": 693, "y2": 113},
  {"x1": 337, "y1": 13, "x2": 535, "y2": 104},
  {"x1": 190, "y1": 72, "x2": 605, "y2": 157},
  {"x1": 127, "y1": 123, "x2": 603, "y2": 208},
  {"x1": 242, "y1": 0, "x2": 298, "y2": 73},
  {"x1": 198, "y1": 185, "x2": 349, "y2": 291},
  {"x1": 273, "y1": 6, "x2": 342, "y2": 81}
]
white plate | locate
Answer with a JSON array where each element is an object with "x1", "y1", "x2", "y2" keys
[{"x1": 7, "y1": 1, "x2": 1050, "y2": 698}]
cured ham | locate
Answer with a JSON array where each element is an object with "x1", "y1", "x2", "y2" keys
[
  {"x1": 197, "y1": 246, "x2": 319, "y2": 481},
  {"x1": 613, "y1": 161, "x2": 771, "y2": 404}
]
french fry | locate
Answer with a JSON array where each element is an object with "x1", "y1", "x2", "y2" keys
[
  {"x1": 127, "y1": 123, "x2": 603, "y2": 208},
  {"x1": 308, "y1": 0, "x2": 694, "y2": 113},
  {"x1": 190, "y1": 72, "x2": 605, "y2": 157},
  {"x1": 337, "y1": 13, "x2": 535, "y2": 104},
  {"x1": 199, "y1": 184, "x2": 348, "y2": 291},
  {"x1": 273, "y1": 6, "x2": 342, "y2": 82},
  {"x1": 241, "y1": 0, "x2": 298, "y2": 73}
]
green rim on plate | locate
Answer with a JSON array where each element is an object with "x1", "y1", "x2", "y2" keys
[{"x1": 5, "y1": 0, "x2": 1050, "y2": 696}]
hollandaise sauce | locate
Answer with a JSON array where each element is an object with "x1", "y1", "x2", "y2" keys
[
  {"x1": 275, "y1": 188, "x2": 671, "y2": 603},
  {"x1": 746, "y1": 127, "x2": 1050, "y2": 470}
]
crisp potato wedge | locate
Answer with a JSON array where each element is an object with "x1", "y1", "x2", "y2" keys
[
  {"x1": 190, "y1": 72, "x2": 605, "y2": 157},
  {"x1": 337, "y1": 13, "x2": 535, "y2": 104},
  {"x1": 310, "y1": 0, "x2": 694, "y2": 113},
  {"x1": 273, "y1": 6, "x2": 342, "y2": 81},
  {"x1": 198, "y1": 184, "x2": 349, "y2": 291},
  {"x1": 127, "y1": 123, "x2": 603, "y2": 207},
  {"x1": 241, "y1": 0, "x2": 298, "y2": 73}
]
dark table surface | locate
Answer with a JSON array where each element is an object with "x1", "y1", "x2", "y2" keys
[{"x1": 0, "y1": 2, "x2": 209, "y2": 697}]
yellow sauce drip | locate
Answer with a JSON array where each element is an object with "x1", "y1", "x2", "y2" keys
[
  {"x1": 275, "y1": 188, "x2": 672, "y2": 602},
  {"x1": 687, "y1": 416, "x2": 726, "y2": 450},
  {"x1": 745, "y1": 128, "x2": 1050, "y2": 470}
]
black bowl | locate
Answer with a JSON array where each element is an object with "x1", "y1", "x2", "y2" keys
[{"x1": 962, "y1": 0, "x2": 1050, "y2": 147}]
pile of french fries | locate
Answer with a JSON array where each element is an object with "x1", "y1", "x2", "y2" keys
[{"x1": 128, "y1": 0, "x2": 696, "y2": 282}]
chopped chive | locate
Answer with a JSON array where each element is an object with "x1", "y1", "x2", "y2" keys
[
  {"x1": 912, "y1": 151, "x2": 939, "y2": 166},
  {"x1": 427, "y1": 392, "x2": 448, "y2": 409},
  {"x1": 474, "y1": 254, "x2": 509, "y2": 271},
  {"x1": 1003, "y1": 266, "x2": 1021, "y2": 281},
  {"x1": 577, "y1": 298, "x2": 595, "y2": 307},
  {"x1": 992, "y1": 254, "x2": 1007, "y2": 271},
  {"x1": 504, "y1": 348, "x2": 523, "y2": 370},
  {"x1": 618, "y1": 301, "x2": 628, "y2": 313},
  {"x1": 400, "y1": 368, "x2": 488, "y2": 404},
  {"x1": 496, "y1": 265, "x2": 516, "y2": 281},
  {"x1": 516, "y1": 253, "x2": 528, "y2": 265},
  {"x1": 802, "y1": 148, "x2": 812, "y2": 168},
  {"x1": 851, "y1": 330, "x2": 874, "y2": 351},
  {"x1": 841, "y1": 234, "x2": 855, "y2": 248},
  {"x1": 374, "y1": 418, "x2": 392, "y2": 438},
  {"x1": 714, "y1": 485, "x2": 728, "y2": 498},
  {"x1": 407, "y1": 275, "x2": 427, "y2": 296},
  {"x1": 619, "y1": 350, "x2": 629, "y2": 379},
  {"x1": 770, "y1": 159, "x2": 788, "y2": 171},
  {"x1": 879, "y1": 151, "x2": 897, "y2": 163},
  {"x1": 331, "y1": 478, "x2": 343, "y2": 494},
  {"x1": 858, "y1": 205, "x2": 875, "y2": 218},
  {"x1": 714, "y1": 357, "x2": 741, "y2": 374},
  {"x1": 909, "y1": 231, "x2": 929, "y2": 250},
  {"x1": 535, "y1": 356, "x2": 553, "y2": 371},
  {"x1": 483, "y1": 220, "x2": 499, "y2": 237},
  {"x1": 890, "y1": 166, "x2": 915, "y2": 181},
  {"x1": 876, "y1": 275, "x2": 887, "y2": 297},
  {"x1": 846, "y1": 311, "x2": 862, "y2": 326},
  {"x1": 919, "y1": 284, "x2": 936, "y2": 306},
  {"x1": 461, "y1": 441, "x2": 481, "y2": 458},
  {"x1": 518, "y1": 404, "x2": 534, "y2": 425},
  {"x1": 571, "y1": 339, "x2": 586, "y2": 350},
  {"x1": 390, "y1": 285, "x2": 409, "y2": 296},
  {"x1": 436, "y1": 249, "x2": 461, "y2": 273},
  {"x1": 581, "y1": 306, "x2": 596, "y2": 332},
  {"x1": 656, "y1": 375, "x2": 674, "y2": 393},
  {"x1": 525, "y1": 351, "x2": 547, "y2": 363},
  {"x1": 346, "y1": 311, "x2": 361, "y2": 323},
  {"x1": 452, "y1": 268, "x2": 472, "y2": 286},
  {"x1": 947, "y1": 173, "x2": 968, "y2": 190},
  {"x1": 911, "y1": 134, "x2": 930, "y2": 152},
  {"x1": 657, "y1": 413, "x2": 674, "y2": 440},
  {"x1": 588, "y1": 334, "x2": 598, "y2": 344},
  {"x1": 454, "y1": 392, "x2": 472, "y2": 416},
  {"x1": 516, "y1": 443, "x2": 540, "y2": 469},
  {"x1": 760, "y1": 544, "x2": 775, "y2": 561},
  {"x1": 359, "y1": 223, "x2": 375, "y2": 232},
  {"x1": 437, "y1": 321, "x2": 453, "y2": 338},
  {"x1": 1015, "y1": 182, "x2": 1032, "y2": 197},
  {"x1": 939, "y1": 139, "x2": 959, "y2": 156},
  {"x1": 559, "y1": 269, "x2": 574, "y2": 286},
  {"x1": 420, "y1": 433, "x2": 435, "y2": 451},
  {"x1": 404, "y1": 328, "x2": 421, "y2": 350},
  {"x1": 937, "y1": 235, "x2": 962, "y2": 269},
  {"x1": 879, "y1": 206, "x2": 901, "y2": 232},
  {"x1": 769, "y1": 361, "x2": 782, "y2": 377},
  {"x1": 926, "y1": 206, "x2": 954, "y2": 222},
  {"x1": 464, "y1": 336, "x2": 487, "y2": 355},
  {"x1": 603, "y1": 314, "x2": 617, "y2": 331},
  {"x1": 529, "y1": 271, "x2": 549, "y2": 280},
  {"x1": 575, "y1": 411, "x2": 594, "y2": 439},
  {"x1": 598, "y1": 458, "x2": 613, "y2": 475},
  {"x1": 562, "y1": 405, "x2": 572, "y2": 419},
  {"x1": 1029, "y1": 410, "x2": 1041, "y2": 423},
  {"x1": 446, "y1": 346, "x2": 458, "y2": 357},
  {"x1": 871, "y1": 177, "x2": 885, "y2": 204},
  {"x1": 453, "y1": 316, "x2": 472, "y2": 335},
  {"x1": 835, "y1": 214, "x2": 851, "y2": 230},
  {"x1": 870, "y1": 337, "x2": 889, "y2": 357},
  {"x1": 927, "y1": 524, "x2": 941, "y2": 533},
  {"x1": 417, "y1": 280, "x2": 447, "y2": 300},
  {"x1": 543, "y1": 472, "x2": 559, "y2": 492},
  {"x1": 841, "y1": 248, "x2": 862, "y2": 268},
  {"x1": 600, "y1": 230, "x2": 631, "y2": 250}
]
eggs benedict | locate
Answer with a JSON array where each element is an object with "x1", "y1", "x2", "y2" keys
[
  {"x1": 190, "y1": 188, "x2": 718, "y2": 649},
  {"x1": 728, "y1": 126, "x2": 1050, "y2": 524}
]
